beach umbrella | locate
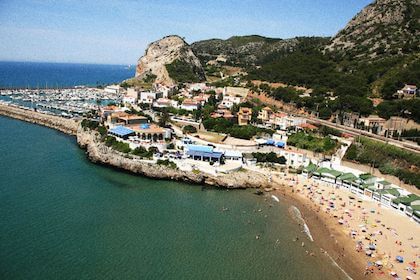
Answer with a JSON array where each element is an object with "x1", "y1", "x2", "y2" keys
[
  {"x1": 375, "y1": 260, "x2": 383, "y2": 266},
  {"x1": 368, "y1": 244, "x2": 376, "y2": 250},
  {"x1": 406, "y1": 276, "x2": 413, "y2": 280},
  {"x1": 396, "y1": 256, "x2": 404, "y2": 263},
  {"x1": 338, "y1": 219, "x2": 344, "y2": 224},
  {"x1": 390, "y1": 271, "x2": 397, "y2": 277}
]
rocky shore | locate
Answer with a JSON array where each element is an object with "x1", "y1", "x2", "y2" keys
[
  {"x1": 0, "y1": 104, "x2": 79, "y2": 135},
  {"x1": 77, "y1": 127, "x2": 272, "y2": 189}
]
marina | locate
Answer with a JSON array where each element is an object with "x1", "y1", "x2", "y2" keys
[{"x1": 0, "y1": 87, "x2": 122, "y2": 118}]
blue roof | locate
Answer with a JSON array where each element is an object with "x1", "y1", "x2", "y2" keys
[
  {"x1": 266, "y1": 139, "x2": 275, "y2": 145},
  {"x1": 276, "y1": 141, "x2": 285, "y2": 147},
  {"x1": 109, "y1": 126, "x2": 134, "y2": 137},
  {"x1": 187, "y1": 150, "x2": 223, "y2": 159},
  {"x1": 186, "y1": 145, "x2": 214, "y2": 153},
  {"x1": 140, "y1": 123, "x2": 150, "y2": 129}
]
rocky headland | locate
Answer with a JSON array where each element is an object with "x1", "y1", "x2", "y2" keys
[{"x1": 77, "y1": 127, "x2": 271, "y2": 189}]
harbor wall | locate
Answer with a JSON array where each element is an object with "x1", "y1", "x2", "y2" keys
[{"x1": 0, "y1": 104, "x2": 79, "y2": 135}]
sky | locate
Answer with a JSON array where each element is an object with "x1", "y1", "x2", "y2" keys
[{"x1": 0, "y1": 0, "x2": 373, "y2": 65}]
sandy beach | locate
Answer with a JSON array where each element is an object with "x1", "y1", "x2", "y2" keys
[{"x1": 273, "y1": 174, "x2": 420, "y2": 280}]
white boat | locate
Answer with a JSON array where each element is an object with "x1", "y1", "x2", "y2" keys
[{"x1": 271, "y1": 195, "x2": 280, "y2": 202}]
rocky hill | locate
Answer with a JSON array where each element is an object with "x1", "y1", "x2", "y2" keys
[
  {"x1": 191, "y1": 35, "x2": 302, "y2": 66},
  {"x1": 135, "y1": 35, "x2": 205, "y2": 85},
  {"x1": 325, "y1": 0, "x2": 419, "y2": 60}
]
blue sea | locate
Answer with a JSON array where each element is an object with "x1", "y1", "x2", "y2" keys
[{"x1": 0, "y1": 61, "x2": 135, "y2": 88}]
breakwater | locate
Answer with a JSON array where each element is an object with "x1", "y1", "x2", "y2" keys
[{"x1": 0, "y1": 104, "x2": 79, "y2": 135}]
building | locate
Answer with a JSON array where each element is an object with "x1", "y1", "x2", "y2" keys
[
  {"x1": 117, "y1": 115, "x2": 148, "y2": 126},
  {"x1": 139, "y1": 91, "x2": 163, "y2": 104},
  {"x1": 395, "y1": 84, "x2": 417, "y2": 99},
  {"x1": 153, "y1": 98, "x2": 174, "y2": 108},
  {"x1": 180, "y1": 99, "x2": 200, "y2": 111},
  {"x1": 104, "y1": 85, "x2": 121, "y2": 94},
  {"x1": 238, "y1": 107, "x2": 252, "y2": 126},
  {"x1": 108, "y1": 126, "x2": 135, "y2": 140},
  {"x1": 221, "y1": 94, "x2": 243, "y2": 108},
  {"x1": 185, "y1": 145, "x2": 223, "y2": 163},
  {"x1": 358, "y1": 115, "x2": 386, "y2": 135},
  {"x1": 278, "y1": 149, "x2": 309, "y2": 168},
  {"x1": 258, "y1": 107, "x2": 273, "y2": 122},
  {"x1": 337, "y1": 112, "x2": 360, "y2": 128},
  {"x1": 123, "y1": 88, "x2": 139, "y2": 105},
  {"x1": 210, "y1": 109, "x2": 234, "y2": 120},
  {"x1": 99, "y1": 105, "x2": 126, "y2": 122},
  {"x1": 126, "y1": 123, "x2": 168, "y2": 142}
]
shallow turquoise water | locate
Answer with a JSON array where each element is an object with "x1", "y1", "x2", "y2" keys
[{"x1": 0, "y1": 116, "x2": 346, "y2": 279}]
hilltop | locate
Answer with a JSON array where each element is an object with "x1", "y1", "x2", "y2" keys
[{"x1": 134, "y1": 35, "x2": 205, "y2": 85}]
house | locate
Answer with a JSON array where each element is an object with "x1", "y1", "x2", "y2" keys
[
  {"x1": 221, "y1": 94, "x2": 243, "y2": 108},
  {"x1": 99, "y1": 105, "x2": 126, "y2": 122},
  {"x1": 337, "y1": 112, "x2": 360, "y2": 128},
  {"x1": 384, "y1": 117, "x2": 409, "y2": 138},
  {"x1": 117, "y1": 114, "x2": 148, "y2": 126},
  {"x1": 153, "y1": 98, "x2": 174, "y2": 108},
  {"x1": 358, "y1": 115, "x2": 386, "y2": 135},
  {"x1": 104, "y1": 85, "x2": 121, "y2": 94},
  {"x1": 122, "y1": 88, "x2": 139, "y2": 104},
  {"x1": 395, "y1": 84, "x2": 417, "y2": 99},
  {"x1": 238, "y1": 107, "x2": 252, "y2": 126},
  {"x1": 139, "y1": 91, "x2": 163, "y2": 104},
  {"x1": 278, "y1": 149, "x2": 309, "y2": 168},
  {"x1": 180, "y1": 99, "x2": 200, "y2": 111},
  {"x1": 258, "y1": 107, "x2": 273, "y2": 122},
  {"x1": 210, "y1": 109, "x2": 234, "y2": 120}
]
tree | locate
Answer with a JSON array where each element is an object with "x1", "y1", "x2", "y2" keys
[
  {"x1": 158, "y1": 112, "x2": 170, "y2": 127},
  {"x1": 183, "y1": 125, "x2": 197, "y2": 134}
]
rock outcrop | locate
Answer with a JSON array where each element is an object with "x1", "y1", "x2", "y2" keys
[
  {"x1": 77, "y1": 128, "x2": 272, "y2": 189},
  {"x1": 0, "y1": 104, "x2": 79, "y2": 135},
  {"x1": 135, "y1": 35, "x2": 205, "y2": 85},
  {"x1": 325, "y1": 0, "x2": 420, "y2": 59}
]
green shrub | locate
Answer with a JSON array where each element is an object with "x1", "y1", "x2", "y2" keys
[
  {"x1": 183, "y1": 125, "x2": 197, "y2": 134},
  {"x1": 157, "y1": 159, "x2": 177, "y2": 169},
  {"x1": 252, "y1": 152, "x2": 287, "y2": 164}
]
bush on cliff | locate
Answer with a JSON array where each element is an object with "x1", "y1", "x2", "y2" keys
[
  {"x1": 104, "y1": 136, "x2": 131, "y2": 153},
  {"x1": 252, "y1": 152, "x2": 286, "y2": 164},
  {"x1": 81, "y1": 119, "x2": 99, "y2": 130},
  {"x1": 157, "y1": 159, "x2": 177, "y2": 169}
]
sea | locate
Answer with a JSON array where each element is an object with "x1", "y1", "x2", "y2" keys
[
  {"x1": 0, "y1": 61, "x2": 135, "y2": 88},
  {"x1": 0, "y1": 62, "x2": 347, "y2": 279}
]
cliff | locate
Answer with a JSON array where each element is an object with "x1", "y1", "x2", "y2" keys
[
  {"x1": 77, "y1": 128, "x2": 272, "y2": 189},
  {"x1": 325, "y1": 0, "x2": 420, "y2": 59},
  {"x1": 135, "y1": 35, "x2": 205, "y2": 85},
  {"x1": 0, "y1": 104, "x2": 79, "y2": 135}
]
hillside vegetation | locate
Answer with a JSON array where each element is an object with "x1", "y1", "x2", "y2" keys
[{"x1": 192, "y1": 0, "x2": 420, "y2": 122}]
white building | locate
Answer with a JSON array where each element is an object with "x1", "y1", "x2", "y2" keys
[
  {"x1": 104, "y1": 85, "x2": 121, "y2": 94},
  {"x1": 139, "y1": 91, "x2": 163, "y2": 104},
  {"x1": 278, "y1": 150, "x2": 309, "y2": 168},
  {"x1": 180, "y1": 99, "x2": 200, "y2": 111}
]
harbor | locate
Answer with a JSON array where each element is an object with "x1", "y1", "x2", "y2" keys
[{"x1": 0, "y1": 87, "x2": 122, "y2": 118}]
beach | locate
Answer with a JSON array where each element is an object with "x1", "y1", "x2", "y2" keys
[{"x1": 273, "y1": 174, "x2": 420, "y2": 280}]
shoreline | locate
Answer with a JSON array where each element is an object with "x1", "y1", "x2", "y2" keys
[{"x1": 1, "y1": 105, "x2": 411, "y2": 280}]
